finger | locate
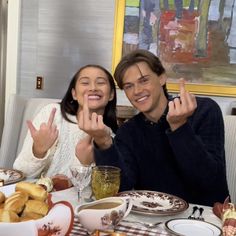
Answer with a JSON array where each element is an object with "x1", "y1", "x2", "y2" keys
[
  {"x1": 173, "y1": 97, "x2": 181, "y2": 112},
  {"x1": 26, "y1": 120, "x2": 37, "y2": 136},
  {"x1": 97, "y1": 115, "x2": 105, "y2": 129},
  {"x1": 167, "y1": 101, "x2": 175, "y2": 115},
  {"x1": 78, "y1": 110, "x2": 84, "y2": 128},
  {"x1": 83, "y1": 93, "x2": 90, "y2": 126},
  {"x1": 47, "y1": 108, "x2": 57, "y2": 126},
  {"x1": 91, "y1": 112, "x2": 98, "y2": 130},
  {"x1": 179, "y1": 78, "x2": 188, "y2": 106}
]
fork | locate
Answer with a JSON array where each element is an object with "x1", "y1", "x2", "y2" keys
[
  {"x1": 121, "y1": 219, "x2": 162, "y2": 228},
  {"x1": 196, "y1": 207, "x2": 205, "y2": 221},
  {"x1": 188, "y1": 206, "x2": 199, "y2": 219}
]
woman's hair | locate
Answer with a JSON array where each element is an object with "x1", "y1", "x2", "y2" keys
[
  {"x1": 60, "y1": 64, "x2": 118, "y2": 133},
  {"x1": 114, "y1": 49, "x2": 168, "y2": 98}
]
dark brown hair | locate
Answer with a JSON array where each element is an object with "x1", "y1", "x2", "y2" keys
[
  {"x1": 114, "y1": 49, "x2": 168, "y2": 98},
  {"x1": 60, "y1": 65, "x2": 118, "y2": 133}
]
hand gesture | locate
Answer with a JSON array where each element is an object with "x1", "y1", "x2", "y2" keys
[
  {"x1": 167, "y1": 79, "x2": 197, "y2": 131},
  {"x1": 78, "y1": 94, "x2": 112, "y2": 149},
  {"x1": 75, "y1": 135, "x2": 94, "y2": 165},
  {"x1": 27, "y1": 108, "x2": 59, "y2": 158}
]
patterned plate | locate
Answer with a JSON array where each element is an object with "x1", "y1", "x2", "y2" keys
[
  {"x1": 0, "y1": 168, "x2": 25, "y2": 185},
  {"x1": 117, "y1": 190, "x2": 189, "y2": 216}
]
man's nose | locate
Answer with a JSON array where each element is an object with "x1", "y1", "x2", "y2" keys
[{"x1": 134, "y1": 83, "x2": 142, "y2": 94}]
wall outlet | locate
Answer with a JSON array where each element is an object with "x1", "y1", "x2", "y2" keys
[{"x1": 36, "y1": 76, "x2": 43, "y2": 89}]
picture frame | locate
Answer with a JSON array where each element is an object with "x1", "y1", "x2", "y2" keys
[{"x1": 112, "y1": 0, "x2": 236, "y2": 97}]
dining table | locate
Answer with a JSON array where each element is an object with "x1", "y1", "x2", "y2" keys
[{"x1": 50, "y1": 187, "x2": 223, "y2": 236}]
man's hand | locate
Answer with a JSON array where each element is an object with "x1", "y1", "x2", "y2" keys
[
  {"x1": 78, "y1": 94, "x2": 112, "y2": 149},
  {"x1": 27, "y1": 108, "x2": 59, "y2": 158},
  {"x1": 75, "y1": 135, "x2": 94, "y2": 165},
  {"x1": 167, "y1": 79, "x2": 197, "y2": 131}
]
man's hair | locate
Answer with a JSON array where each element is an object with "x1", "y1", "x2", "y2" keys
[{"x1": 114, "y1": 49, "x2": 168, "y2": 97}]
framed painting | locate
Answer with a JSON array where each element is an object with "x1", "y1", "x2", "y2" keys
[{"x1": 112, "y1": 0, "x2": 236, "y2": 97}]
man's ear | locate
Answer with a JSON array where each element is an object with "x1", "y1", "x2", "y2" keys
[{"x1": 159, "y1": 73, "x2": 167, "y2": 86}]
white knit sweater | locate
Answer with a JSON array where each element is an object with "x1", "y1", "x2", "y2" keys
[{"x1": 13, "y1": 103, "x2": 88, "y2": 178}]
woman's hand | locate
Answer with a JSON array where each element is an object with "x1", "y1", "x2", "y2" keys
[
  {"x1": 27, "y1": 108, "x2": 59, "y2": 158},
  {"x1": 167, "y1": 79, "x2": 197, "y2": 131},
  {"x1": 78, "y1": 94, "x2": 112, "y2": 149},
  {"x1": 75, "y1": 135, "x2": 94, "y2": 165}
]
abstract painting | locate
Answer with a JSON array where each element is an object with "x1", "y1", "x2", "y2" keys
[{"x1": 112, "y1": 0, "x2": 236, "y2": 96}]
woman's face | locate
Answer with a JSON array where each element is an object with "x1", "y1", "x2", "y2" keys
[{"x1": 72, "y1": 67, "x2": 114, "y2": 114}]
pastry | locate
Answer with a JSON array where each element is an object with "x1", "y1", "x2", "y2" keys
[
  {"x1": 20, "y1": 211, "x2": 43, "y2": 221},
  {"x1": 23, "y1": 199, "x2": 48, "y2": 216},
  {"x1": 0, "y1": 191, "x2": 5, "y2": 204},
  {"x1": 4, "y1": 191, "x2": 29, "y2": 214},
  {"x1": 0, "y1": 209, "x2": 20, "y2": 222},
  {"x1": 15, "y1": 181, "x2": 47, "y2": 201}
]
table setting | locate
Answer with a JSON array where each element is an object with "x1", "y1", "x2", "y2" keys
[{"x1": 0, "y1": 165, "x2": 234, "y2": 236}]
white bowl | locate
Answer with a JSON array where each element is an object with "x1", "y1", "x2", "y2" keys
[
  {"x1": 75, "y1": 196, "x2": 132, "y2": 232},
  {"x1": 0, "y1": 185, "x2": 74, "y2": 236}
]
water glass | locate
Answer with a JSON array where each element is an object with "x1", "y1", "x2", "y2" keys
[
  {"x1": 91, "y1": 166, "x2": 120, "y2": 200},
  {"x1": 70, "y1": 165, "x2": 92, "y2": 203}
]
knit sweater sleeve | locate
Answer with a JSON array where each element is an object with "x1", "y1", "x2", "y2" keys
[
  {"x1": 13, "y1": 103, "x2": 60, "y2": 178},
  {"x1": 166, "y1": 97, "x2": 226, "y2": 190}
]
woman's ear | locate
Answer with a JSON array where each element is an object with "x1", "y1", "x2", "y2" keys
[
  {"x1": 109, "y1": 90, "x2": 115, "y2": 101},
  {"x1": 159, "y1": 73, "x2": 167, "y2": 86},
  {"x1": 71, "y1": 88, "x2": 77, "y2": 100}
]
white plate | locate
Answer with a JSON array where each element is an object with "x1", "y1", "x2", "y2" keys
[
  {"x1": 165, "y1": 218, "x2": 222, "y2": 236},
  {"x1": 117, "y1": 190, "x2": 188, "y2": 216},
  {"x1": 0, "y1": 168, "x2": 25, "y2": 185}
]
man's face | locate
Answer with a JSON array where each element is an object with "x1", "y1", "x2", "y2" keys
[{"x1": 122, "y1": 62, "x2": 167, "y2": 117}]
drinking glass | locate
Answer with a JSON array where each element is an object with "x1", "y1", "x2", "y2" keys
[
  {"x1": 70, "y1": 165, "x2": 92, "y2": 203},
  {"x1": 91, "y1": 166, "x2": 121, "y2": 200}
]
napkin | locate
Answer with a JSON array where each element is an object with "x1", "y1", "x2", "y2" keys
[
  {"x1": 213, "y1": 197, "x2": 236, "y2": 236},
  {"x1": 70, "y1": 217, "x2": 169, "y2": 236}
]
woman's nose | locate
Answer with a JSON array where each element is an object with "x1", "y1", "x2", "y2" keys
[{"x1": 89, "y1": 82, "x2": 97, "y2": 91}]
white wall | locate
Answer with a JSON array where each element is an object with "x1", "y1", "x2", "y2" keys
[{"x1": 5, "y1": 0, "x2": 236, "y2": 116}]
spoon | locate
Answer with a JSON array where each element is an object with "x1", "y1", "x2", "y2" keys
[{"x1": 121, "y1": 219, "x2": 162, "y2": 228}]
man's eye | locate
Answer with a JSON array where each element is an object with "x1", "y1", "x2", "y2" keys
[
  {"x1": 140, "y1": 77, "x2": 149, "y2": 84},
  {"x1": 123, "y1": 84, "x2": 133, "y2": 90}
]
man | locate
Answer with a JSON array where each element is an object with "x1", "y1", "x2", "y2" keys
[{"x1": 79, "y1": 49, "x2": 229, "y2": 206}]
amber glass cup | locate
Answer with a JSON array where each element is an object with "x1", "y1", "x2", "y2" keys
[{"x1": 91, "y1": 166, "x2": 121, "y2": 200}]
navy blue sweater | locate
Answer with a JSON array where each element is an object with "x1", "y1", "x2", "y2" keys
[{"x1": 95, "y1": 97, "x2": 229, "y2": 206}]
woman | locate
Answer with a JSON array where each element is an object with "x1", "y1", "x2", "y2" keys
[{"x1": 13, "y1": 65, "x2": 118, "y2": 178}]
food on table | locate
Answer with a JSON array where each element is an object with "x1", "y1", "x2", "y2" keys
[
  {"x1": 23, "y1": 199, "x2": 48, "y2": 216},
  {"x1": 51, "y1": 174, "x2": 73, "y2": 191},
  {"x1": 4, "y1": 191, "x2": 29, "y2": 213},
  {"x1": 0, "y1": 182, "x2": 49, "y2": 223},
  {"x1": 0, "y1": 191, "x2": 5, "y2": 204},
  {"x1": 0, "y1": 209, "x2": 19, "y2": 222},
  {"x1": 36, "y1": 175, "x2": 53, "y2": 192},
  {"x1": 16, "y1": 181, "x2": 47, "y2": 201},
  {"x1": 213, "y1": 197, "x2": 236, "y2": 236}
]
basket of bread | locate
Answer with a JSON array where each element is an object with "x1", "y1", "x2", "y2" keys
[{"x1": 0, "y1": 181, "x2": 74, "y2": 236}]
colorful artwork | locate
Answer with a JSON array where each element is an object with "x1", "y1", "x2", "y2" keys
[{"x1": 113, "y1": 0, "x2": 236, "y2": 96}]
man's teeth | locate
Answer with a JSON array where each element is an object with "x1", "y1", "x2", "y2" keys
[{"x1": 137, "y1": 96, "x2": 147, "y2": 102}]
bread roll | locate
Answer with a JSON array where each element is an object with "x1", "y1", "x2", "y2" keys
[
  {"x1": 15, "y1": 182, "x2": 47, "y2": 201},
  {"x1": 0, "y1": 209, "x2": 20, "y2": 222},
  {"x1": 4, "y1": 191, "x2": 29, "y2": 214},
  {"x1": 0, "y1": 191, "x2": 5, "y2": 204},
  {"x1": 23, "y1": 199, "x2": 48, "y2": 216},
  {"x1": 20, "y1": 211, "x2": 43, "y2": 221}
]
